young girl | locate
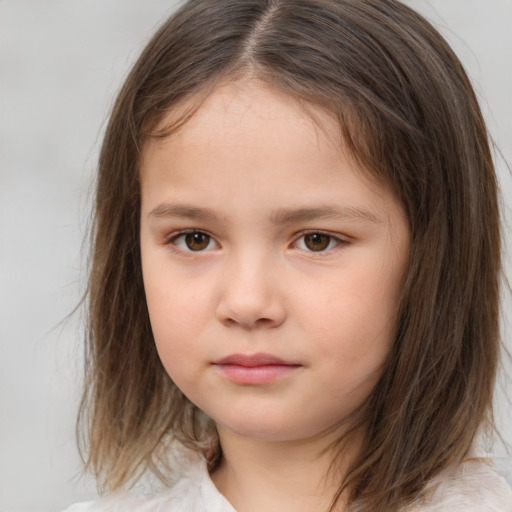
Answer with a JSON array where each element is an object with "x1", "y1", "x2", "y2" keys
[{"x1": 66, "y1": 1, "x2": 511, "y2": 511}]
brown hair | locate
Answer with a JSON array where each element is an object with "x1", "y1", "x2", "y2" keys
[{"x1": 79, "y1": 1, "x2": 502, "y2": 510}]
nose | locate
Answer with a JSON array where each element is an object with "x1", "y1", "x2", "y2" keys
[{"x1": 215, "y1": 252, "x2": 286, "y2": 330}]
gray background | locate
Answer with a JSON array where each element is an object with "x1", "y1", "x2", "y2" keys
[{"x1": 0, "y1": 1, "x2": 511, "y2": 510}]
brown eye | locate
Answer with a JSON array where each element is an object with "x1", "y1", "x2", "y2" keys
[
  {"x1": 303, "y1": 233, "x2": 332, "y2": 252},
  {"x1": 171, "y1": 231, "x2": 216, "y2": 252},
  {"x1": 184, "y1": 232, "x2": 211, "y2": 251}
]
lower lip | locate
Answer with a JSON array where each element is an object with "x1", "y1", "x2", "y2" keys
[{"x1": 214, "y1": 364, "x2": 301, "y2": 385}]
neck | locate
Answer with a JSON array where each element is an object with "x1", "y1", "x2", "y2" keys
[{"x1": 210, "y1": 426, "x2": 359, "y2": 512}]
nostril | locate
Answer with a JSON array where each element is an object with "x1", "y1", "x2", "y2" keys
[
  {"x1": 214, "y1": 271, "x2": 287, "y2": 329},
  {"x1": 223, "y1": 316, "x2": 279, "y2": 330},
  {"x1": 254, "y1": 317, "x2": 276, "y2": 327}
]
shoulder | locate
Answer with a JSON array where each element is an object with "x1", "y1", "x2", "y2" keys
[
  {"x1": 414, "y1": 458, "x2": 512, "y2": 512},
  {"x1": 62, "y1": 479, "x2": 201, "y2": 512},
  {"x1": 62, "y1": 459, "x2": 236, "y2": 512},
  {"x1": 61, "y1": 489, "x2": 193, "y2": 512}
]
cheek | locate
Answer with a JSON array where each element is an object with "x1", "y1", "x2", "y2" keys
[
  {"x1": 304, "y1": 265, "x2": 401, "y2": 332},
  {"x1": 142, "y1": 263, "x2": 211, "y2": 371},
  {"x1": 295, "y1": 262, "x2": 402, "y2": 377},
  {"x1": 146, "y1": 289, "x2": 208, "y2": 396}
]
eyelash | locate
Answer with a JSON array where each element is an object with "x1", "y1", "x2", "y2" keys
[
  {"x1": 166, "y1": 229, "x2": 347, "y2": 254},
  {"x1": 293, "y1": 231, "x2": 344, "y2": 253},
  {"x1": 167, "y1": 229, "x2": 219, "y2": 253}
]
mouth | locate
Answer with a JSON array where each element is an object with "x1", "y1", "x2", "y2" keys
[{"x1": 212, "y1": 353, "x2": 302, "y2": 385}]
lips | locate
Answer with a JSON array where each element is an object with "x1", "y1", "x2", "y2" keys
[
  {"x1": 214, "y1": 353, "x2": 297, "y2": 367},
  {"x1": 213, "y1": 353, "x2": 302, "y2": 385}
]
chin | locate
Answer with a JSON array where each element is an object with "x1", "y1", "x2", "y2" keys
[{"x1": 216, "y1": 416, "x2": 328, "y2": 443}]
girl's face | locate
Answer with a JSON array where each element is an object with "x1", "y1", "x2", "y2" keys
[{"x1": 140, "y1": 80, "x2": 409, "y2": 442}]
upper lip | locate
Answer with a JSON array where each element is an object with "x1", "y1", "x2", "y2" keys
[{"x1": 213, "y1": 353, "x2": 299, "y2": 367}]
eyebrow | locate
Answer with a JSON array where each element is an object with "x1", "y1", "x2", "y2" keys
[
  {"x1": 148, "y1": 203, "x2": 381, "y2": 224},
  {"x1": 149, "y1": 203, "x2": 218, "y2": 221},
  {"x1": 269, "y1": 205, "x2": 381, "y2": 225}
]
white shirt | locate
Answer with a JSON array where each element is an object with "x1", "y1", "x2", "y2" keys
[
  {"x1": 64, "y1": 458, "x2": 512, "y2": 511},
  {"x1": 64, "y1": 461, "x2": 236, "y2": 512}
]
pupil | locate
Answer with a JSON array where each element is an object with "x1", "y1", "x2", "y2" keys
[
  {"x1": 185, "y1": 232, "x2": 210, "y2": 251},
  {"x1": 305, "y1": 233, "x2": 330, "y2": 251}
]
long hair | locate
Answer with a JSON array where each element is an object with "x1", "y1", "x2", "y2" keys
[{"x1": 79, "y1": 1, "x2": 501, "y2": 510}]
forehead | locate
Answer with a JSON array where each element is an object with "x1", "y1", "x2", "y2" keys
[
  {"x1": 144, "y1": 79, "x2": 344, "y2": 160},
  {"x1": 139, "y1": 80, "x2": 406, "y2": 232},
  {"x1": 144, "y1": 82, "x2": 345, "y2": 194},
  {"x1": 141, "y1": 79, "x2": 380, "y2": 188}
]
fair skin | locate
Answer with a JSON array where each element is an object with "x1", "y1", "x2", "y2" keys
[{"x1": 140, "y1": 80, "x2": 410, "y2": 512}]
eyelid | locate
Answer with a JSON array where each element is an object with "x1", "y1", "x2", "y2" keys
[
  {"x1": 166, "y1": 229, "x2": 220, "y2": 252},
  {"x1": 163, "y1": 228, "x2": 349, "y2": 254},
  {"x1": 291, "y1": 230, "x2": 350, "y2": 252}
]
